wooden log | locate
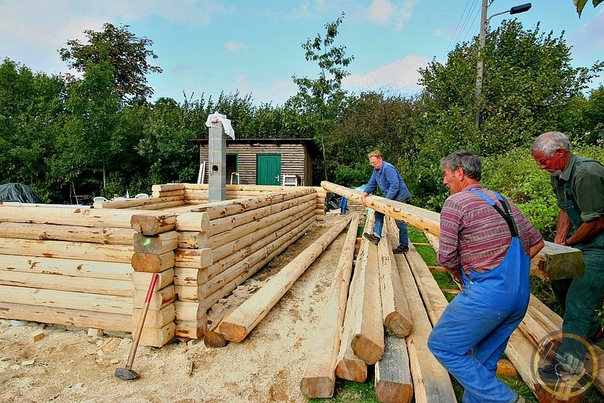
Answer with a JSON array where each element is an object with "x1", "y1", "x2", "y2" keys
[
  {"x1": 173, "y1": 300, "x2": 206, "y2": 322},
  {"x1": 94, "y1": 196, "x2": 183, "y2": 210},
  {"x1": 207, "y1": 195, "x2": 315, "y2": 251},
  {"x1": 209, "y1": 203, "x2": 314, "y2": 265},
  {"x1": 322, "y1": 180, "x2": 585, "y2": 279},
  {"x1": 0, "y1": 302, "x2": 132, "y2": 332},
  {"x1": 202, "y1": 187, "x2": 315, "y2": 220},
  {"x1": 208, "y1": 193, "x2": 315, "y2": 236},
  {"x1": 133, "y1": 231, "x2": 178, "y2": 254},
  {"x1": 133, "y1": 304, "x2": 175, "y2": 328},
  {"x1": 130, "y1": 212, "x2": 177, "y2": 236},
  {"x1": 175, "y1": 248, "x2": 213, "y2": 269},
  {"x1": 140, "y1": 322, "x2": 175, "y2": 347},
  {"x1": 133, "y1": 285, "x2": 176, "y2": 310},
  {"x1": 300, "y1": 213, "x2": 361, "y2": 398},
  {"x1": 387, "y1": 232, "x2": 456, "y2": 402},
  {"x1": 132, "y1": 270, "x2": 174, "y2": 292},
  {"x1": 175, "y1": 320, "x2": 205, "y2": 340},
  {"x1": 350, "y1": 216, "x2": 385, "y2": 365},
  {"x1": 0, "y1": 205, "x2": 146, "y2": 228},
  {"x1": 336, "y1": 235, "x2": 369, "y2": 383},
  {"x1": 178, "y1": 231, "x2": 208, "y2": 249},
  {"x1": 175, "y1": 212, "x2": 211, "y2": 232},
  {"x1": 378, "y1": 234, "x2": 413, "y2": 338},
  {"x1": 174, "y1": 267, "x2": 205, "y2": 286},
  {"x1": 0, "y1": 238, "x2": 133, "y2": 263},
  {"x1": 0, "y1": 222, "x2": 135, "y2": 245},
  {"x1": 1, "y1": 255, "x2": 132, "y2": 280},
  {"x1": 131, "y1": 251, "x2": 175, "y2": 273},
  {"x1": 0, "y1": 270, "x2": 132, "y2": 297},
  {"x1": 206, "y1": 207, "x2": 315, "y2": 281},
  {"x1": 204, "y1": 307, "x2": 233, "y2": 348},
  {"x1": 0, "y1": 285, "x2": 132, "y2": 315},
  {"x1": 375, "y1": 330, "x2": 414, "y2": 403},
  {"x1": 152, "y1": 183, "x2": 185, "y2": 193},
  {"x1": 202, "y1": 217, "x2": 316, "y2": 310},
  {"x1": 217, "y1": 215, "x2": 352, "y2": 343}
]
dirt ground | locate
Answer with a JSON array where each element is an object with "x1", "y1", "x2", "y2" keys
[{"x1": 0, "y1": 213, "x2": 350, "y2": 403}]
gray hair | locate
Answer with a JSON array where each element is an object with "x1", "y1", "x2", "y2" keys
[
  {"x1": 440, "y1": 150, "x2": 482, "y2": 181},
  {"x1": 530, "y1": 131, "x2": 571, "y2": 156}
]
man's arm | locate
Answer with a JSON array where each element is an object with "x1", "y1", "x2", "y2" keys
[
  {"x1": 554, "y1": 210, "x2": 573, "y2": 245},
  {"x1": 529, "y1": 240, "x2": 545, "y2": 259},
  {"x1": 566, "y1": 215, "x2": 604, "y2": 246}
]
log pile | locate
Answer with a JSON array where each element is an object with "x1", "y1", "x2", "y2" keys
[{"x1": 0, "y1": 184, "x2": 324, "y2": 347}]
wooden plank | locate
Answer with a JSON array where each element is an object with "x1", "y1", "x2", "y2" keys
[
  {"x1": 175, "y1": 212, "x2": 211, "y2": 232},
  {"x1": 375, "y1": 330, "x2": 414, "y2": 403},
  {"x1": 174, "y1": 248, "x2": 213, "y2": 269},
  {"x1": 300, "y1": 213, "x2": 361, "y2": 398},
  {"x1": 322, "y1": 180, "x2": 584, "y2": 279},
  {"x1": 217, "y1": 215, "x2": 352, "y2": 343}
]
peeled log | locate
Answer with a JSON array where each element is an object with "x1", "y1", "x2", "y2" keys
[{"x1": 217, "y1": 215, "x2": 352, "y2": 343}]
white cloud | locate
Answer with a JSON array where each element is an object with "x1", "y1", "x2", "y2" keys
[
  {"x1": 362, "y1": 0, "x2": 417, "y2": 30},
  {"x1": 343, "y1": 55, "x2": 428, "y2": 95},
  {"x1": 225, "y1": 42, "x2": 246, "y2": 52}
]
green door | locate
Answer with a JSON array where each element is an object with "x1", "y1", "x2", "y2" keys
[{"x1": 256, "y1": 154, "x2": 281, "y2": 185}]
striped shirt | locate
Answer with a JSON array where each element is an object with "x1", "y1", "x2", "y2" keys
[{"x1": 438, "y1": 184, "x2": 543, "y2": 274}]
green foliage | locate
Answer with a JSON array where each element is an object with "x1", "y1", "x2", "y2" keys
[
  {"x1": 59, "y1": 23, "x2": 162, "y2": 103},
  {"x1": 575, "y1": 0, "x2": 604, "y2": 17}
]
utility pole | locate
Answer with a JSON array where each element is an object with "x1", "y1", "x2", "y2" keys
[
  {"x1": 475, "y1": 0, "x2": 489, "y2": 131},
  {"x1": 474, "y1": 2, "x2": 532, "y2": 132}
]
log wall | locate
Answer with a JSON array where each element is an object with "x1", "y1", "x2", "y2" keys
[{"x1": 0, "y1": 184, "x2": 323, "y2": 347}]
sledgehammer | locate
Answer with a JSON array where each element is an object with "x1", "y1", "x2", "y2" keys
[{"x1": 115, "y1": 273, "x2": 159, "y2": 380}]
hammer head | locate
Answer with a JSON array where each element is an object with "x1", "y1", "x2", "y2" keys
[{"x1": 115, "y1": 367, "x2": 140, "y2": 380}]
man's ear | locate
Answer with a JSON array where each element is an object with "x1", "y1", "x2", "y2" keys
[{"x1": 455, "y1": 166, "x2": 464, "y2": 179}]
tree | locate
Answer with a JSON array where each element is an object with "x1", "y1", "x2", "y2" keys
[
  {"x1": 288, "y1": 12, "x2": 354, "y2": 180},
  {"x1": 416, "y1": 20, "x2": 603, "y2": 157},
  {"x1": 574, "y1": 0, "x2": 604, "y2": 16},
  {"x1": 59, "y1": 23, "x2": 162, "y2": 103}
]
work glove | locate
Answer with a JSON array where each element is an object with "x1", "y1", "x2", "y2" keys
[{"x1": 558, "y1": 352, "x2": 585, "y2": 376}]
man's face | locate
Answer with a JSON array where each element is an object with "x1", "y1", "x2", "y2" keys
[
  {"x1": 369, "y1": 156, "x2": 382, "y2": 170},
  {"x1": 532, "y1": 149, "x2": 564, "y2": 176},
  {"x1": 443, "y1": 167, "x2": 463, "y2": 194}
]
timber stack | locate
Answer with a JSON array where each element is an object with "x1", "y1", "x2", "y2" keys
[{"x1": 0, "y1": 183, "x2": 323, "y2": 347}]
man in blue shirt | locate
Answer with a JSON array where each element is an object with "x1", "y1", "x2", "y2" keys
[{"x1": 361, "y1": 150, "x2": 411, "y2": 254}]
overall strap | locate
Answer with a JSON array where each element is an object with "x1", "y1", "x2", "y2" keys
[{"x1": 469, "y1": 189, "x2": 518, "y2": 237}]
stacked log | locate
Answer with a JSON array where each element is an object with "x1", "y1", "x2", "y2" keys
[
  {"x1": 0, "y1": 206, "x2": 142, "y2": 333},
  {"x1": 130, "y1": 213, "x2": 180, "y2": 347}
]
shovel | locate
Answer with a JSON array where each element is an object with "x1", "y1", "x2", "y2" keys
[{"x1": 115, "y1": 273, "x2": 159, "y2": 380}]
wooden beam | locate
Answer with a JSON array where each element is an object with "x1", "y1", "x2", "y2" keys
[
  {"x1": 1, "y1": 255, "x2": 132, "y2": 280},
  {"x1": 375, "y1": 330, "x2": 414, "y2": 403},
  {"x1": 217, "y1": 215, "x2": 352, "y2": 343},
  {"x1": 300, "y1": 213, "x2": 361, "y2": 398},
  {"x1": 130, "y1": 212, "x2": 177, "y2": 236},
  {"x1": 0, "y1": 222, "x2": 135, "y2": 245},
  {"x1": 386, "y1": 228, "x2": 456, "y2": 402},
  {"x1": 378, "y1": 235, "x2": 413, "y2": 338},
  {"x1": 322, "y1": 180, "x2": 584, "y2": 279}
]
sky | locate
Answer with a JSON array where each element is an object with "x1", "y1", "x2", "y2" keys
[{"x1": 1, "y1": 0, "x2": 603, "y2": 106}]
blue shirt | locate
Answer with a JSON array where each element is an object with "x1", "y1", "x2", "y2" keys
[{"x1": 365, "y1": 161, "x2": 411, "y2": 201}]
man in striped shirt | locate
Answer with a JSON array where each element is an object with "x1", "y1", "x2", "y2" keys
[{"x1": 428, "y1": 150, "x2": 544, "y2": 403}]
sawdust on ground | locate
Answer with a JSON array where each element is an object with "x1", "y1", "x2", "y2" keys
[{"x1": 0, "y1": 213, "x2": 352, "y2": 403}]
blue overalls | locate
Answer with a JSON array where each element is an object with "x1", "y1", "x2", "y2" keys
[
  {"x1": 428, "y1": 190, "x2": 530, "y2": 403},
  {"x1": 551, "y1": 158, "x2": 604, "y2": 361}
]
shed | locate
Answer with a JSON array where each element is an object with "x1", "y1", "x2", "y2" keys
[{"x1": 190, "y1": 138, "x2": 321, "y2": 186}]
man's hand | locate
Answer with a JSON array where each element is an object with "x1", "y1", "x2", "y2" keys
[
  {"x1": 361, "y1": 192, "x2": 368, "y2": 206},
  {"x1": 558, "y1": 352, "x2": 585, "y2": 375}
]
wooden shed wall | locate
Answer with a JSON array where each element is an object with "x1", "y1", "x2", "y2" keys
[{"x1": 198, "y1": 143, "x2": 313, "y2": 186}]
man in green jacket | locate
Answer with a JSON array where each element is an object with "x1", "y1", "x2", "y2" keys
[{"x1": 531, "y1": 131, "x2": 604, "y2": 379}]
